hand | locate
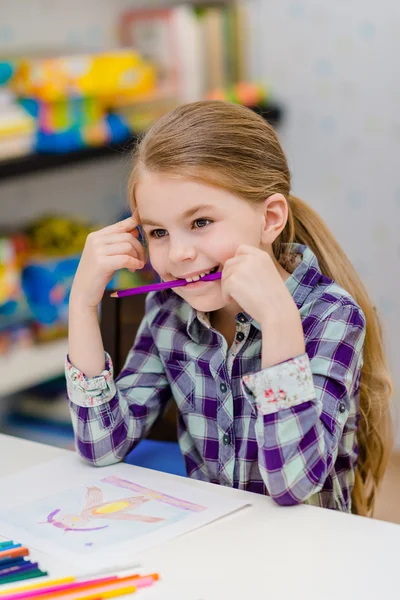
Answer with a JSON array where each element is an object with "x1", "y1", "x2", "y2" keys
[
  {"x1": 221, "y1": 244, "x2": 305, "y2": 367},
  {"x1": 70, "y1": 213, "x2": 146, "y2": 309}
]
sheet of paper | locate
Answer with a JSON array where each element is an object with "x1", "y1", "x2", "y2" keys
[{"x1": 0, "y1": 454, "x2": 249, "y2": 570}]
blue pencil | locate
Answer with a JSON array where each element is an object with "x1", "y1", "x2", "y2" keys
[
  {"x1": 0, "y1": 542, "x2": 20, "y2": 551},
  {"x1": 0, "y1": 557, "x2": 26, "y2": 568},
  {"x1": 0, "y1": 561, "x2": 39, "y2": 578}
]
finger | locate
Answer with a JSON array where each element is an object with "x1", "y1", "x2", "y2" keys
[
  {"x1": 103, "y1": 233, "x2": 140, "y2": 245},
  {"x1": 103, "y1": 242, "x2": 145, "y2": 263},
  {"x1": 221, "y1": 255, "x2": 244, "y2": 278},
  {"x1": 235, "y1": 244, "x2": 258, "y2": 256},
  {"x1": 102, "y1": 234, "x2": 147, "y2": 263},
  {"x1": 105, "y1": 255, "x2": 144, "y2": 272},
  {"x1": 98, "y1": 216, "x2": 140, "y2": 236}
]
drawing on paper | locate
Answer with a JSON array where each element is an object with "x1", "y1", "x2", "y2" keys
[
  {"x1": 2, "y1": 474, "x2": 207, "y2": 554},
  {"x1": 42, "y1": 476, "x2": 206, "y2": 533}
]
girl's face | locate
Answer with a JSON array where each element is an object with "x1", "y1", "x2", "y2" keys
[{"x1": 136, "y1": 171, "x2": 266, "y2": 312}]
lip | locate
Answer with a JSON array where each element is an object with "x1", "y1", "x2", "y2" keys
[{"x1": 173, "y1": 265, "x2": 219, "y2": 280}]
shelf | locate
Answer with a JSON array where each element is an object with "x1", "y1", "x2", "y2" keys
[
  {"x1": 0, "y1": 103, "x2": 282, "y2": 181},
  {"x1": 0, "y1": 138, "x2": 138, "y2": 182},
  {"x1": 0, "y1": 338, "x2": 68, "y2": 396}
]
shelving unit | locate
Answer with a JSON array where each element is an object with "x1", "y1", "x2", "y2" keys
[
  {"x1": 0, "y1": 103, "x2": 282, "y2": 181},
  {"x1": 0, "y1": 139, "x2": 137, "y2": 181}
]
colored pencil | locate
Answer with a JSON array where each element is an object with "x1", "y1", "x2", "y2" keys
[
  {"x1": 0, "y1": 570, "x2": 47, "y2": 586},
  {"x1": 111, "y1": 270, "x2": 222, "y2": 298},
  {"x1": 44, "y1": 585, "x2": 137, "y2": 600},
  {"x1": 0, "y1": 545, "x2": 20, "y2": 552},
  {"x1": 0, "y1": 564, "x2": 141, "y2": 597},
  {"x1": 0, "y1": 559, "x2": 25, "y2": 571},
  {"x1": 0, "y1": 549, "x2": 29, "y2": 562},
  {"x1": 0, "y1": 573, "x2": 158, "y2": 600},
  {"x1": 0, "y1": 562, "x2": 39, "y2": 578},
  {"x1": 0, "y1": 578, "x2": 74, "y2": 596}
]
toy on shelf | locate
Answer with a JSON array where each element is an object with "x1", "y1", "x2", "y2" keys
[
  {"x1": 21, "y1": 215, "x2": 150, "y2": 342},
  {"x1": 0, "y1": 60, "x2": 35, "y2": 159},
  {"x1": 9, "y1": 49, "x2": 158, "y2": 153},
  {"x1": 21, "y1": 215, "x2": 95, "y2": 342},
  {"x1": 207, "y1": 81, "x2": 268, "y2": 106},
  {"x1": 0, "y1": 232, "x2": 33, "y2": 355}
]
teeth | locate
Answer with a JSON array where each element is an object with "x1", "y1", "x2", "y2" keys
[
  {"x1": 183, "y1": 266, "x2": 220, "y2": 283},
  {"x1": 185, "y1": 268, "x2": 213, "y2": 282}
]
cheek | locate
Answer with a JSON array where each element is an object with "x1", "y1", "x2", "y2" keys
[
  {"x1": 147, "y1": 248, "x2": 165, "y2": 275},
  {"x1": 210, "y1": 224, "x2": 260, "y2": 261}
]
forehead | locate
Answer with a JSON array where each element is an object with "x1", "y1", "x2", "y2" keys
[{"x1": 135, "y1": 170, "x2": 247, "y2": 223}]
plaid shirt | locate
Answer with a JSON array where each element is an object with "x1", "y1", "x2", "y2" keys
[{"x1": 66, "y1": 244, "x2": 366, "y2": 512}]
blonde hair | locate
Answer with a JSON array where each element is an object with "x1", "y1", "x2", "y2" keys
[{"x1": 129, "y1": 100, "x2": 393, "y2": 516}]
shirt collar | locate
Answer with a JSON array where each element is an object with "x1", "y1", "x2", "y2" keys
[{"x1": 185, "y1": 244, "x2": 324, "y2": 340}]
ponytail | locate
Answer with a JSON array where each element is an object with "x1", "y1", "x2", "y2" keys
[{"x1": 274, "y1": 195, "x2": 393, "y2": 516}]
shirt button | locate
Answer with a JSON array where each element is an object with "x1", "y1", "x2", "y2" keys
[
  {"x1": 223, "y1": 434, "x2": 231, "y2": 445},
  {"x1": 220, "y1": 382, "x2": 227, "y2": 393},
  {"x1": 238, "y1": 314, "x2": 247, "y2": 323},
  {"x1": 339, "y1": 402, "x2": 346, "y2": 413},
  {"x1": 236, "y1": 331, "x2": 245, "y2": 342}
]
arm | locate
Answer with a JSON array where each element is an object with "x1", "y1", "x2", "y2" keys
[
  {"x1": 68, "y1": 301, "x2": 105, "y2": 378},
  {"x1": 66, "y1": 301, "x2": 172, "y2": 467},
  {"x1": 68, "y1": 214, "x2": 146, "y2": 377},
  {"x1": 242, "y1": 304, "x2": 366, "y2": 506}
]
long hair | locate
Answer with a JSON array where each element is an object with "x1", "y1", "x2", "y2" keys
[{"x1": 129, "y1": 100, "x2": 393, "y2": 516}]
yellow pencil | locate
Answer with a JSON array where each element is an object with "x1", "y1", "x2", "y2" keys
[
  {"x1": 0, "y1": 578, "x2": 75, "y2": 596},
  {"x1": 51, "y1": 584, "x2": 137, "y2": 600}
]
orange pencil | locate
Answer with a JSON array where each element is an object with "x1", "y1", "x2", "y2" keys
[{"x1": 0, "y1": 547, "x2": 29, "y2": 561}]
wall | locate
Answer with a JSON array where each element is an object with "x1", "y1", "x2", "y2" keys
[{"x1": 247, "y1": 0, "x2": 400, "y2": 441}]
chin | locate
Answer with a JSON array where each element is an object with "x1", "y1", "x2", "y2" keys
[
  {"x1": 173, "y1": 289, "x2": 225, "y2": 312},
  {"x1": 183, "y1": 296, "x2": 227, "y2": 313}
]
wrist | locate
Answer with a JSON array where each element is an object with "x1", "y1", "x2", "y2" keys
[
  {"x1": 261, "y1": 319, "x2": 305, "y2": 369},
  {"x1": 69, "y1": 292, "x2": 100, "y2": 315}
]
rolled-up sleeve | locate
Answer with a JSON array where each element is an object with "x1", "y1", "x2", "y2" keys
[
  {"x1": 66, "y1": 304, "x2": 172, "y2": 467},
  {"x1": 242, "y1": 304, "x2": 366, "y2": 506}
]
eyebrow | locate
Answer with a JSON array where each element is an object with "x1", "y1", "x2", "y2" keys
[{"x1": 140, "y1": 204, "x2": 216, "y2": 228}]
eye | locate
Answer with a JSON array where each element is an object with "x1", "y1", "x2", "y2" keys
[
  {"x1": 149, "y1": 229, "x2": 168, "y2": 239},
  {"x1": 193, "y1": 218, "x2": 212, "y2": 229}
]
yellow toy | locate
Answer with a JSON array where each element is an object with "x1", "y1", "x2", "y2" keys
[{"x1": 12, "y1": 50, "x2": 156, "y2": 102}]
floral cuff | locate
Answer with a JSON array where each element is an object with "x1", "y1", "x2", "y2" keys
[
  {"x1": 65, "y1": 352, "x2": 116, "y2": 407},
  {"x1": 241, "y1": 353, "x2": 316, "y2": 415}
]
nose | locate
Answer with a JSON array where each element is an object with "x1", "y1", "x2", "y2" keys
[{"x1": 168, "y1": 237, "x2": 197, "y2": 264}]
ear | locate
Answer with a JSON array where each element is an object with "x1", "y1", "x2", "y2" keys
[{"x1": 260, "y1": 193, "x2": 288, "y2": 245}]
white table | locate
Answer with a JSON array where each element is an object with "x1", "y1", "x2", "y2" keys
[{"x1": 1, "y1": 433, "x2": 399, "y2": 600}]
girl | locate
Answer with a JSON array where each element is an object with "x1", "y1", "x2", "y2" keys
[{"x1": 66, "y1": 101, "x2": 392, "y2": 517}]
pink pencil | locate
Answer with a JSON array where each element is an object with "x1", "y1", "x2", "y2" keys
[
  {"x1": 111, "y1": 270, "x2": 222, "y2": 298},
  {"x1": 0, "y1": 573, "x2": 158, "y2": 600}
]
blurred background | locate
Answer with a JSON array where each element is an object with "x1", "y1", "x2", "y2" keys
[{"x1": 0, "y1": 0, "x2": 398, "y2": 519}]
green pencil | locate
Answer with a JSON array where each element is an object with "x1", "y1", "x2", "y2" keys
[
  {"x1": 0, "y1": 569, "x2": 48, "y2": 586},
  {"x1": 0, "y1": 542, "x2": 14, "y2": 550}
]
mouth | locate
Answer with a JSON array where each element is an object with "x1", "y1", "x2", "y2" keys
[{"x1": 176, "y1": 265, "x2": 219, "y2": 283}]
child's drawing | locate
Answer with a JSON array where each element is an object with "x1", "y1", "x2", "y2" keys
[
  {"x1": 42, "y1": 476, "x2": 205, "y2": 533},
  {"x1": 2, "y1": 474, "x2": 206, "y2": 554}
]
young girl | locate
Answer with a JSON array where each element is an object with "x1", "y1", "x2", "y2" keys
[{"x1": 66, "y1": 100, "x2": 392, "y2": 517}]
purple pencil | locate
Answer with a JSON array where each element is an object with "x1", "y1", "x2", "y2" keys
[{"x1": 110, "y1": 270, "x2": 222, "y2": 298}]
